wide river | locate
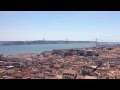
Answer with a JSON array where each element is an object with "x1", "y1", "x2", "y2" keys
[
  {"x1": 0, "y1": 42, "x2": 118, "y2": 55},
  {"x1": 0, "y1": 43, "x2": 96, "y2": 55}
]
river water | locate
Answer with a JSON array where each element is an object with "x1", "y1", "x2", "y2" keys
[{"x1": 0, "y1": 43, "x2": 97, "y2": 55}]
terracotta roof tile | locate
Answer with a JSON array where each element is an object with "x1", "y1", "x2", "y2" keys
[
  {"x1": 63, "y1": 69, "x2": 77, "y2": 75},
  {"x1": 84, "y1": 75, "x2": 97, "y2": 79}
]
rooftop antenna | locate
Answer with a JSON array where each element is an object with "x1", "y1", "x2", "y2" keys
[
  {"x1": 66, "y1": 38, "x2": 68, "y2": 44},
  {"x1": 96, "y1": 38, "x2": 98, "y2": 47},
  {"x1": 43, "y1": 38, "x2": 45, "y2": 41},
  {"x1": 43, "y1": 38, "x2": 46, "y2": 44}
]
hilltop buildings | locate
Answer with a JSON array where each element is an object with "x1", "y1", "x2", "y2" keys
[{"x1": 1, "y1": 45, "x2": 120, "y2": 79}]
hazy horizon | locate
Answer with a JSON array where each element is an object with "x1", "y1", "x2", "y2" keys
[
  {"x1": 0, "y1": 39, "x2": 96, "y2": 42},
  {"x1": 1, "y1": 11, "x2": 120, "y2": 42}
]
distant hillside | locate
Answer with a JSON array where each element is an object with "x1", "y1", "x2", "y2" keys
[{"x1": 0, "y1": 40, "x2": 95, "y2": 46}]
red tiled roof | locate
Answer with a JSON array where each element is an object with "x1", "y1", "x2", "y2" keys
[
  {"x1": 12, "y1": 72, "x2": 22, "y2": 78},
  {"x1": 84, "y1": 75, "x2": 97, "y2": 79},
  {"x1": 56, "y1": 74, "x2": 62, "y2": 79},
  {"x1": 0, "y1": 68, "x2": 6, "y2": 73},
  {"x1": 7, "y1": 53, "x2": 34, "y2": 59},
  {"x1": 3, "y1": 76, "x2": 15, "y2": 79},
  {"x1": 63, "y1": 69, "x2": 77, "y2": 75},
  {"x1": 76, "y1": 75, "x2": 84, "y2": 79}
]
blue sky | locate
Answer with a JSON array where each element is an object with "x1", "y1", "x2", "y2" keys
[{"x1": 0, "y1": 11, "x2": 120, "y2": 42}]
